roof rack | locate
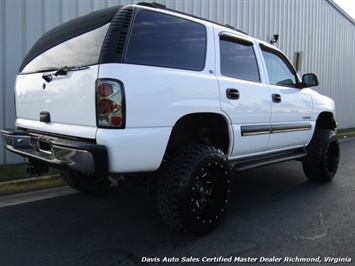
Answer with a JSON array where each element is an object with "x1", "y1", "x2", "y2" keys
[{"x1": 136, "y1": 2, "x2": 248, "y2": 36}]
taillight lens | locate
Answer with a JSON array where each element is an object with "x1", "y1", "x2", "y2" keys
[
  {"x1": 96, "y1": 79, "x2": 125, "y2": 128},
  {"x1": 99, "y1": 99, "x2": 120, "y2": 114},
  {"x1": 98, "y1": 83, "x2": 115, "y2": 97}
]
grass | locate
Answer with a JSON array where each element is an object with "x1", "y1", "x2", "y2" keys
[
  {"x1": 0, "y1": 163, "x2": 59, "y2": 183},
  {"x1": 337, "y1": 127, "x2": 355, "y2": 137}
]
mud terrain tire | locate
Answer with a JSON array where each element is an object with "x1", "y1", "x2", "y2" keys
[
  {"x1": 157, "y1": 144, "x2": 232, "y2": 235},
  {"x1": 302, "y1": 129, "x2": 340, "y2": 182}
]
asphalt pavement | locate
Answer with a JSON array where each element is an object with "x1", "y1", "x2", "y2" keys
[{"x1": 0, "y1": 138, "x2": 354, "y2": 266}]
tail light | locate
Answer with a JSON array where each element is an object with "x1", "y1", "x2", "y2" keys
[{"x1": 96, "y1": 79, "x2": 125, "y2": 128}]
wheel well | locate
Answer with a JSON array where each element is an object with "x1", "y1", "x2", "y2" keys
[
  {"x1": 316, "y1": 112, "x2": 337, "y2": 131},
  {"x1": 166, "y1": 113, "x2": 230, "y2": 154}
]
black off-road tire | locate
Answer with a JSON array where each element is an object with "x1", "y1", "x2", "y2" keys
[
  {"x1": 61, "y1": 170, "x2": 110, "y2": 192},
  {"x1": 157, "y1": 144, "x2": 233, "y2": 235},
  {"x1": 302, "y1": 129, "x2": 340, "y2": 182}
]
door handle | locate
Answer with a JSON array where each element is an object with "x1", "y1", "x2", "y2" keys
[
  {"x1": 272, "y1": 93, "x2": 281, "y2": 103},
  {"x1": 226, "y1": 88, "x2": 240, "y2": 100}
]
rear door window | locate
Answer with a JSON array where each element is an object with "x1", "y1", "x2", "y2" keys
[
  {"x1": 125, "y1": 10, "x2": 206, "y2": 71},
  {"x1": 220, "y1": 35, "x2": 260, "y2": 82}
]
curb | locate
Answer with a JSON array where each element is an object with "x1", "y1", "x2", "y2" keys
[
  {"x1": 337, "y1": 133, "x2": 355, "y2": 140},
  {"x1": 0, "y1": 174, "x2": 64, "y2": 196},
  {"x1": 337, "y1": 127, "x2": 355, "y2": 139}
]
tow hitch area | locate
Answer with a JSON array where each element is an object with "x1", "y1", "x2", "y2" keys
[
  {"x1": 38, "y1": 138, "x2": 53, "y2": 154},
  {"x1": 27, "y1": 161, "x2": 49, "y2": 176}
]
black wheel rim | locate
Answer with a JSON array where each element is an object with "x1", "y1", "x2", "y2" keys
[{"x1": 189, "y1": 161, "x2": 231, "y2": 224}]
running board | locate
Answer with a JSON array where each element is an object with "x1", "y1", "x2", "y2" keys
[{"x1": 232, "y1": 148, "x2": 307, "y2": 171}]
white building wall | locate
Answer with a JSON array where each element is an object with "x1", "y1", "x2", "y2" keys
[{"x1": 1, "y1": 0, "x2": 354, "y2": 164}]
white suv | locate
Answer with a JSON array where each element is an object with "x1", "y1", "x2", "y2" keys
[{"x1": 2, "y1": 3, "x2": 340, "y2": 234}]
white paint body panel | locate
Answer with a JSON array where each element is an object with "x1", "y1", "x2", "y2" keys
[
  {"x1": 98, "y1": 64, "x2": 222, "y2": 128},
  {"x1": 16, "y1": 118, "x2": 97, "y2": 140},
  {"x1": 267, "y1": 86, "x2": 314, "y2": 149},
  {"x1": 96, "y1": 127, "x2": 171, "y2": 172},
  {"x1": 15, "y1": 66, "x2": 99, "y2": 139}
]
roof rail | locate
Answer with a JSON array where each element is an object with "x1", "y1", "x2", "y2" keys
[
  {"x1": 136, "y1": 2, "x2": 248, "y2": 36},
  {"x1": 225, "y1": 24, "x2": 248, "y2": 35},
  {"x1": 137, "y1": 2, "x2": 167, "y2": 9},
  {"x1": 225, "y1": 24, "x2": 236, "y2": 30}
]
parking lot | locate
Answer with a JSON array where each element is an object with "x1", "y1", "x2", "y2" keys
[{"x1": 0, "y1": 138, "x2": 354, "y2": 265}]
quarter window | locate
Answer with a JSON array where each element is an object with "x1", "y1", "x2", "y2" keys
[
  {"x1": 220, "y1": 36, "x2": 260, "y2": 82},
  {"x1": 125, "y1": 10, "x2": 206, "y2": 71}
]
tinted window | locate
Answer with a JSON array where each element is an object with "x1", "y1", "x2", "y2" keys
[
  {"x1": 19, "y1": 6, "x2": 120, "y2": 73},
  {"x1": 22, "y1": 23, "x2": 110, "y2": 73},
  {"x1": 125, "y1": 10, "x2": 206, "y2": 70},
  {"x1": 220, "y1": 37, "x2": 260, "y2": 82},
  {"x1": 261, "y1": 46, "x2": 297, "y2": 86}
]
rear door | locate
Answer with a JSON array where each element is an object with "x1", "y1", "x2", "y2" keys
[
  {"x1": 215, "y1": 31, "x2": 271, "y2": 157},
  {"x1": 15, "y1": 67, "x2": 99, "y2": 139}
]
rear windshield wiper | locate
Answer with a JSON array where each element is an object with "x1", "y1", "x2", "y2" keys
[{"x1": 42, "y1": 66, "x2": 89, "y2": 82}]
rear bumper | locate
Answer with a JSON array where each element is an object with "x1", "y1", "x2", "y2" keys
[{"x1": 1, "y1": 129, "x2": 108, "y2": 177}]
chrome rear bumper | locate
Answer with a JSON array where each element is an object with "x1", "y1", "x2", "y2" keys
[{"x1": 1, "y1": 129, "x2": 108, "y2": 177}]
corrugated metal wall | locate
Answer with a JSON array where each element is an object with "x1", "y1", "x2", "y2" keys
[{"x1": 1, "y1": 0, "x2": 354, "y2": 164}]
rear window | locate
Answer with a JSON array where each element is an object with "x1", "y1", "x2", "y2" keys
[
  {"x1": 21, "y1": 24, "x2": 110, "y2": 73},
  {"x1": 125, "y1": 10, "x2": 206, "y2": 71},
  {"x1": 19, "y1": 6, "x2": 120, "y2": 73}
]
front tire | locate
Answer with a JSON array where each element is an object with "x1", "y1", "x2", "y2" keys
[
  {"x1": 302, "y1": 129, "x2": 340, "y2": 182},
  {"x1": 61, "y1": 170, "x2": 110, "y2": 192},
  {"x1": 157, "y1": 144, "x2": 233, "y2": 235}
]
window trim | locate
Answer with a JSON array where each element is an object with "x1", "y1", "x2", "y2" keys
[{"x1": 220, "y1": 32, "x2": 254, "y2": 47}]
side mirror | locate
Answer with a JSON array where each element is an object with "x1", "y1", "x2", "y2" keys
[{"x1": 298, "y1": 73, "x2": 319, "y2": 88}]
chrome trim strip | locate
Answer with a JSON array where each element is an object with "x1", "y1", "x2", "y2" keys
[
  {"x1": 241, "y1": 125, "x2": 271, "y2": 136},
  {"x1": 271, "y1": 123, "x2": 312, "y2": 133},
  {"x1": 241, "y1": 122, "x2": 312, "y2": 136}
]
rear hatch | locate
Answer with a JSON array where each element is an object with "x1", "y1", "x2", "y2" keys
[
  {"x1": 15, "y1": 6, "x2": 120, "y2": 139},
  {"x1": 16, "y1": 66, "x2": 99, "y2": 138}
]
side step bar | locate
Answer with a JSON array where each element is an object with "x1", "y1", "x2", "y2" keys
[{"x1": 232, "y1": 148, "x2": 307, "y2": 172}]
